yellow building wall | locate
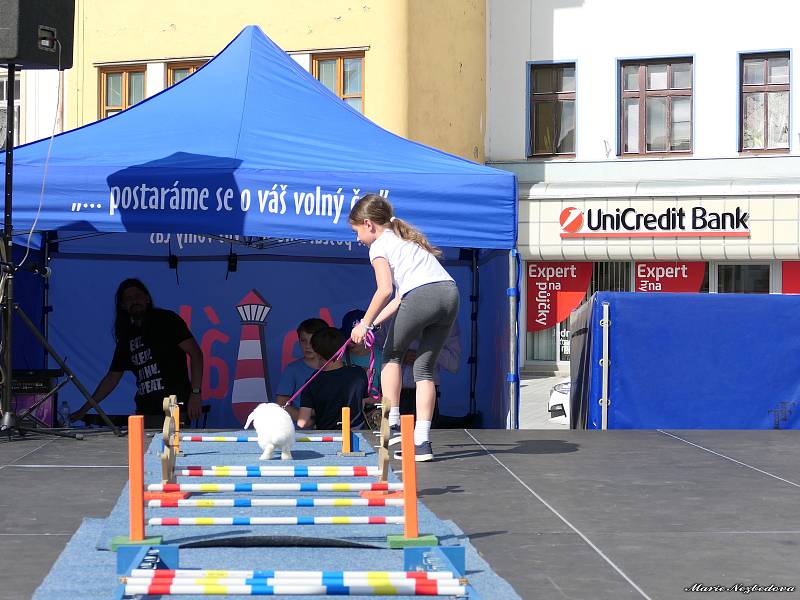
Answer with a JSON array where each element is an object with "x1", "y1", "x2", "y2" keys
[
  {"x1": 408, "y1": 0, "x2": 486, "y2": 162},
  {"x1": 68, "y1": 0, "x2": 484, "y2": 161}
]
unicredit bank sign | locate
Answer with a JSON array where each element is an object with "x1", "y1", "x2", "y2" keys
[{"x1": 559, "y1": 206, "x2": 750, "y2": 238}]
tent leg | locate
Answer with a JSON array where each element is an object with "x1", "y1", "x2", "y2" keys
[
  {"x1": 469, "y1": 249, "x2": 478, "y2": 416},
  {"x1": 508, "y1": 249, "x2": 519, "y2": 429}
]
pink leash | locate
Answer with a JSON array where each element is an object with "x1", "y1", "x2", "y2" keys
[{"x1": 284, "y1": 327, "x2": 379, "y2": 410}]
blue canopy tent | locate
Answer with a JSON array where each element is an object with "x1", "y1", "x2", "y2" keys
[{"x1": 4, "y1": 26, "x2": 519, "y2": 428}]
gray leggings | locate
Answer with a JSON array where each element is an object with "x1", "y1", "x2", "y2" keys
[{"x1": 384, "y1": 281, "x2": 459, "y2": 382}]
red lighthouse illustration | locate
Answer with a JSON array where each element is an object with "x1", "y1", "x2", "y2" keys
[{"x1": 231, "y1": 290, "x2": 273, "y2": 424}]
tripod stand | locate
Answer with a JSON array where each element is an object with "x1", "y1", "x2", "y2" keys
[{"x1": 0, "y1": 63, "x2": 121, "y2": 440}]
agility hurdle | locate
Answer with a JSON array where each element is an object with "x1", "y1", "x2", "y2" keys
[
  {"x1": 180, "y1": 405, "x2": 366, "y2": 458},
  {"x1": 119, "y1": 414, "x2": 433, "y2": 549},
  {"x1": 162, "y1": 406, "x2": 369, "y2": 482},
  {"x1": 113, "y1": 546, "x2": 481, "y2": 599}
]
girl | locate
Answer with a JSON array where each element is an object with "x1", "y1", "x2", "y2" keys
[{"x1": 349, "y1": 194, "x2": 459, "y2": 462}]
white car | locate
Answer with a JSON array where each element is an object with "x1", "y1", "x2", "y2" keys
[{"x1": 548, "y1": 377, "x2": 571, "y2": 426}]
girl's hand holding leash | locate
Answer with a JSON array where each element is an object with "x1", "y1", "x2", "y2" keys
[{"x1": 351, "y1": 321, "x2": 371, "y2": 345}]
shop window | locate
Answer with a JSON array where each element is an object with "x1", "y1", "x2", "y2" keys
[
  {"x1": 100, "y1": 66, "x2": 146, "y2": 118},
  {"x1": 717, "y1": 264, "x2": 770, "y2": 293},
  {"x1": 526, "y1": 261, "x2": 631, "y2": 362},
  {"x1": 740, "y1": 53, "x2": 789, "y2": 152},
  {"x1": 589, "y1": 261, "x2": 632, "y2": 295},
  {"x1": 527, "y1": 327, "x2": 557, "y2": 361},
  {"x1": 529, "y1": 63, "x2": 576, "y2": 156},
  {"x1": 312, "y1": 52, "x2": 364, "y2": 113},
  {"x1": 167, "y1": 61, "x2": 207, "y2": 87},
  {"x1": 620, "y1": 59, "x2": 692, "y2": 155}
]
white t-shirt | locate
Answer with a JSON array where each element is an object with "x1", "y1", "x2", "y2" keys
[{"x1": 369, "y1": 229, "x2": 453, "y2": 298}]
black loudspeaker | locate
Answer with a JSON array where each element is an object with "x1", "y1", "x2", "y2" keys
[{"x1": 0, "y1": 0, "x2": 74, "y2": 69}]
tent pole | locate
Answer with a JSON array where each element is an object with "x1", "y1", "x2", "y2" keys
[
  {"x1": 41, "y1": 231, "x2": 50, "y2": 365},
  {"x1": 469, "y1": 249, "x2": 478, "y2": 416},
  {"x1": 508, "y1": 249, "x2": 519, "y2": 429},
  {"x1": 1, "y1": 64, "x2": 15, "y2": 432}
]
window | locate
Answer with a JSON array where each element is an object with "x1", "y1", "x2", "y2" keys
[
  {"x1": 100, "y1": 66, "x2": 146, "y2": 118},
  {"x1": 526, "y1": 262, "x2": 630, "y2": 362},
  {"x1": 740, "y1": 53, "x2": 789, "y2": 152},
  {"x1": 167, "y1": 61, "x2": 206, "y2": 87},
  {"x1": 529, "y1": 63, "x2": 576, "y2": 156},
  {"x1": 0, "y1": 76, "x2": 21, "y2": 149},
  {"x1": 312, "y1": 53, "x2": 364, "y2": 113},
  {"x1": 620, "y1": 59, "x2": 692, "y2": 155},
  {"x1": 717, "y1": 264, "x2": 770, "y2": 293}
]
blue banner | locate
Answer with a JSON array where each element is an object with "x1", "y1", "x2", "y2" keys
[{"x1": 47, "y1": 253, "x2": 475, "y2": 428}]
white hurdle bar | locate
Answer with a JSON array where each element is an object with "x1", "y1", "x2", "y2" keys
[
  {"x1": 124, "y1": 582, "x2": 467, "y2": 596},
  {"x1": 148, "y1": 516, "x2": 405, "y2": 526},
  {"x1": 147, "y1": 482, "x2": 403, "y2": 493},
  {"x1": 181, "y1": 435, "x2": 342, "y2": 443},
  {"x1": 129, "y1": 569, "x2": 457, "y2": 580},
  {"x1": 148, "y1": 497, "x2": 404, "y2": 508},
  {"x1": 176, "y1": 465, "x2": 379, "y2": 477}
]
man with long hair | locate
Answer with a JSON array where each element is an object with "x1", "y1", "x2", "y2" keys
[{"x1": 70, "y1": 279, "x2": 203, "y2": 427}]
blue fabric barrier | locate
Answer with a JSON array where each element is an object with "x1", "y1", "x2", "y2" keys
[{"x1": 580, "y1": 292, "x2": 800, "y2": 429}]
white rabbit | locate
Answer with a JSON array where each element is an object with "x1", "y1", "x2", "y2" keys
[{"x1": 244, "y1": 402, "x2": 295, "y2": 460}]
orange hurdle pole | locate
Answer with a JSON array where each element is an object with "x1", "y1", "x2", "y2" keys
[
  {"x1": 341, "y1": 407, "x2": 351, "y2": 454},
  {"x1": 386, "y1": 414, "x2": 437, "y2": 547},
  {"x1": 128, "y1": 415, "x2": 144, "y2": 541},
  {"x1": 111, "y1": 415, "x2": 163, "y2": 550},
  {"x1": 400, "y1": 414, "x2": 418, "y2": 539}
]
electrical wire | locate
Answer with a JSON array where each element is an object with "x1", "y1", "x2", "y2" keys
[{"x1": 18, "y1": 39, "x2": 62, "y2": 269}]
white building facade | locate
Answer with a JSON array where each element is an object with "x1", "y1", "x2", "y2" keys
[{"x1": 487, "y1": 0, "x2": 800, "y2": 370}]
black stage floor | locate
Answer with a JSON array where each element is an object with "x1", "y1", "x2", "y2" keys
[{"x1": 2, "y1": 429, "x2": 799, "y2": 599}]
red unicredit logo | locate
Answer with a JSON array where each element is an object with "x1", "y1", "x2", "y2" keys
[{"x1": 559, "y1": 207, "x2": 583, "y2": 234}]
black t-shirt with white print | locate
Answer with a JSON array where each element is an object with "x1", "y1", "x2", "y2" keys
[{"x1": 110, "y1": 308, "x2": 193, "y2": 415}]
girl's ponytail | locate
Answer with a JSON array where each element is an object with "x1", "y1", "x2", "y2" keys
[
  {"x1": 389, "y1": 217, "x2": 441, "y2": 258},
  {"x1": 349, "y1": 194, "x2": 442, "y2": 257}
]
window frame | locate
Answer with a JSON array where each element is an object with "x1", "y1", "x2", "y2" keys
[
  {"x1": 311, "y1": 51, "x2": 365, "y2": 113},
  {"x1": 739, "y1": 51, "x2": 791, "y2": 154},
  {"x1": 166, "y1": 61, "x2": 207, "y2": 87},
  {"x1": 527, "y1": 61, "x2": 577, "y2": 158},
  {"x1": 99, "y1": 65, "x2": 147, "y2": 119},
  {"x1": 618, "y1": 57, "x2": 694, "y2": 157}
]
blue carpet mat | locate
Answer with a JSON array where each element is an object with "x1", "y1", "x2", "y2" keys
[{"x1": 34, "y1": 431, "x2": 521, "y2": 599}]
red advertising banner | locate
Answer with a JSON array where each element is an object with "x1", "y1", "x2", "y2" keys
[
  {"x1": 635, "y1": 262, "x2": 706, "y2": 292},
  {"x1": 782, "y1": 262, "x2": 800, "y2": 294},
  {"x1": 526, "y1": 262, "x2": 592, "y2": 332}
]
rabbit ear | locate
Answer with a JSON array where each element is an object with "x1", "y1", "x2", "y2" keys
[{"x1": 244, "y1": 412, "x2": 255, "y2": 429}]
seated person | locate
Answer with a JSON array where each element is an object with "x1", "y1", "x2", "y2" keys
[
  {"x1": 275, "y1": 318, "x2": 328, "y2": 420},
  {"x1": 296, "y1": 327, "x2": 368, "y2": 430},
  {"x1": 340, "y1": 308, "x2": 382, "y2": 398}
]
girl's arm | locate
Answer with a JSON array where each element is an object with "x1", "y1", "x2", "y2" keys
[
  {"x1": 373, "y1": 293, "x2": 401, "y2": 326},
  {"x1": 352, "y1": 258, "x2": 393, "y2": 343}
]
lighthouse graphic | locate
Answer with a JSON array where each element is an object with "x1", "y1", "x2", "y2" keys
[{"x1": 230, "y1": 290, "x2": 273, "y2": 424}]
